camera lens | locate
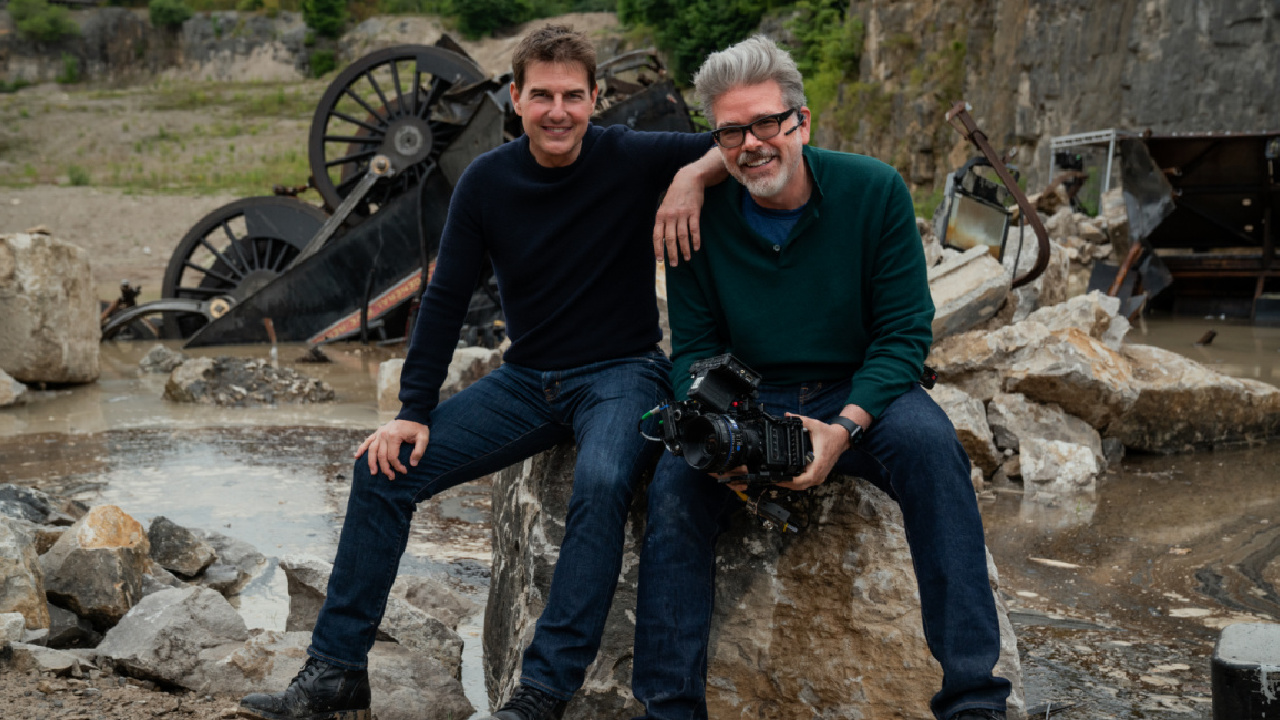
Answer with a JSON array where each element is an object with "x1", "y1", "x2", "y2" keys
[{"x1": 682, "y1": 414, "x2": 743, "y2": 472}]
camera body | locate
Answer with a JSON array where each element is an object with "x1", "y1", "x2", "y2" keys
[{"x1": 657, "y1": 354, "x2": 811, "y2": 484}]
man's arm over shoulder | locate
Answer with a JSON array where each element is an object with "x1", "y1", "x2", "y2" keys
[
  {"x1": 396, "y1": 164, "x2": 491, "y2": 425},
  {"x1": 846, "y1": 163, "x2": 933, "y2": 419}
]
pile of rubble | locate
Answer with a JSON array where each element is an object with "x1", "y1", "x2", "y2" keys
[
  {"x1": 920, "y1": 189, "x2": 1280, "y2": 505},
  {"x1": 0, "y1": 484, "x2": 477, "y2": 720}
]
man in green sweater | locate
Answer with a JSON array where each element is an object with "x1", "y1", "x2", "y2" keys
[{"x1": 631, "y1": 36, "x2": 1011, "y2": 720}]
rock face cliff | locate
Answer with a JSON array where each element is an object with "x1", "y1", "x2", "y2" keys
[{"x1": 816, "y1": 0, "x2": 1280, "y2": 193}]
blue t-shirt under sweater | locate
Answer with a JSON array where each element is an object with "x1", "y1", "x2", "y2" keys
[
  {"x1": 741, "y1": 190, "x2": 807, "y2": 250},
  {"x1": 396, "y1": 124, "x2": 711, "y2": 425}
]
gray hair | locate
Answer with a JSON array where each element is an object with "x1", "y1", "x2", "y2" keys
[{"x1": 692, "y1": 35, "x2": 807, "y2": 126}]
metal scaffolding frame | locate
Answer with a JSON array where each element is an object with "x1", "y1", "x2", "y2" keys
[{"x1": 1048, "y1": 128, "x2": 1139, "y2": 194}]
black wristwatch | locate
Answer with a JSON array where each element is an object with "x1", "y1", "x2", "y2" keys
[{"x1": 831, "y1": 417, "x2": 865, "y2": 447}]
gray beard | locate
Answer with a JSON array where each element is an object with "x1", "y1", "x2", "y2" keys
[{"x1": 728, "y1": 151, "x2": 791, "y2": 199}]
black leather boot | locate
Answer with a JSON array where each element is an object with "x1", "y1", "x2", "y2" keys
[
  {"x1": 487, "y1": 684, "x2": 568, "y2": 720},
  {"x1": 238, "y1": 657, "x2": 371, "y2": 720}
]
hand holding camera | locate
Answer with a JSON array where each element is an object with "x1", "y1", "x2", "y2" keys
[{"x1": 647, "y1": 354, "x2": 813, "y2": 486}]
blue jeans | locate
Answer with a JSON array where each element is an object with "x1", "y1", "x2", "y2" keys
[
  {"x1": 632, "y1": 381, "x2": 1011, "y2": 720},
  {"x1": 309, "y1": 350, "x2": 671, "y2": 702}
]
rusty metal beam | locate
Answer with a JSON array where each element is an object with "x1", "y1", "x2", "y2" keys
[{"x1": 945, "y1": 102, "x2": 1051, "y2": 288}]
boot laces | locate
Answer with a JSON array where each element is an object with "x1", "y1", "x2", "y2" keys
[{"x1": 290, "y1": 657, "x2": 327, "y2": 687}]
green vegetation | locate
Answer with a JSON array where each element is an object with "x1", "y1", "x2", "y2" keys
[
  {"x1": 9, "y1": 0, "x2": 80, "y2": 43},
  {"x1": 784, "y1": 0, "x2": 862, "y2": 126},
  {"x1": 56, "y1": 53, "x2": 81, "y2": 84},
  {"x1": 68, "y1": 165, "x2": 91, "y2": 186},
  {"x1": 1, "y1": 79, "x2": 33, "y2": 94},
  {"x1": 618, "y1": 0, "x2": 771, "y2": 84},
  {"x1": 149, "y1": 0, "x2": 194, "y2": 28},
  {"x1": 302, "y1": 0, "x2": 348, "y2": 39},
  {"x1": 309, "y1": 49, "x2": 337, "y2": 77}
]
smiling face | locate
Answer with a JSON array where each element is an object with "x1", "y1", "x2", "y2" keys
[
  {"x1": 510, "y1": 60, "x2": 598, "y2": 168},
  {"x1": 711, "y1": 80, "x2": 811, "y2": 209}
]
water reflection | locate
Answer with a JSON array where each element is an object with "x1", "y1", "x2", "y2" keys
[{"x1": 1130, "y1": 315, "x2": 1280, "y2": 387}]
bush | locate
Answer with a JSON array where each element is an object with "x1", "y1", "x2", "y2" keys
[
  {"x1": 56, "y1": 52, "x2": 81, "y2": 84},
  {"x1": 0, "y1": 78, "x2": 33, "y2": 94},
  {"x1": 448, "y1": 0, "x2": 532, "y2": 39},
  {"x1": 9, "y1": 0, "x2": 80, "y2": 44},
  {"x1": 68, "y1": 165, "x2": 91, "y2": 186},
  {"x1": 149, "y1": 0, "x2": 194, "y2": 28},
  {"x1": 302, "y1": 0, "x2": 348, "y2": 39},
  {"x1": 309, "y1": 49, "x2": 337, "y2": 77},
  {"x1": 619, "y1": 0, "x2": 767, "y2": 84}
]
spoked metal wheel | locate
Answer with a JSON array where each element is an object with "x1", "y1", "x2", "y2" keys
[
  {"x1": 161, "y1": 197, "x2": 329, "y2": 339},
  {"x1": 308, "y1": 45, "x2": 487, "y2": 216}
]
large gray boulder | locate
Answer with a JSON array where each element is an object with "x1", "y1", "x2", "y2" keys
[
  {"x1": 486, "y1": 447, "x2": 1024, "y2": 720},
  {"x1": 96, "y1": 586, "x2": 249, "y2": 686},
  {"x1": 1107, "y1": 344, "x2": 1280, "y2": 451},
  {"x1": 279, "y1": 555, "x2": 465, "y2": 678},
  {"x1": 928, "y1": 246, "x2": 1011, "y2": 340},
  {"x1": 39, "y1": 505, "x2": 151, "y2": 629},
  {"x1": 0, "y1": 516, "x2": 50, "y2": 630},
  {"x1": 0, "y1": 232, "x2": 100, "y2": 384}
]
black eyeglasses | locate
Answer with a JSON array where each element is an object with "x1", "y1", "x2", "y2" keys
[{"x1": 710, "y1": 108, "x2": 803, "y2": 148}]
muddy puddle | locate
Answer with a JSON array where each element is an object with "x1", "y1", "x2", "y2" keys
[{"x1": 2, "y1": 317, "x2": 1280, "y2": 718}]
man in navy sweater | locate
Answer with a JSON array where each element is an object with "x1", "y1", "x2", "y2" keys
[{"x1": 238, "y1": 25, "x2": 717, "y2": 720}]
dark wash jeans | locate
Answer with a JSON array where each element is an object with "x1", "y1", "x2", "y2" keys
[
  {"x1": 308, "y1": 350, "x2": 671, "y2": 702},
  {"x1": 632, "y1": 381, "x2": 1011, "y2": 720}
]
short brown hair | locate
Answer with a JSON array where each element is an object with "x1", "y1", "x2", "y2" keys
[{"x1": 511, "y1": 24, "x2": 597, "y2": 93}]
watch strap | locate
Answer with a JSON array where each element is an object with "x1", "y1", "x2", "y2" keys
[{"x1": 831, "y1": 417, "x2": 864, "y2": 446}]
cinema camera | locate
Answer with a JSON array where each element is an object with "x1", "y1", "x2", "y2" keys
[{"x1": 644, "y1": 354, "x2": 812, "y2": 484}]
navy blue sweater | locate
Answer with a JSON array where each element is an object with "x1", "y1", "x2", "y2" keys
[{"x1": 396, "y1": 124, "x2": 711, "y2": 425}]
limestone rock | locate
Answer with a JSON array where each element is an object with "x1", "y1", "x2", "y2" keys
[
  {"x1": 378, "y1": 347, "x2": 503, "y2": 413},
  {"x1": 39, "y1": 505, "x2": 151, "y2": 629},
  {"x1": 1002, "y1": 328, "x2": 1137, "y2": 430},
  {"x1": 486, "y1": 447, "x2": 1024, "y2": 720},
  {"x1": 191, "y1": 527, "x2": 269, "y2": 596},
  {"x1": 391, "y1": 574, "x2": 480, "y2": 631},
  {"x1": 1020, "y1": 439, "x2": 1098, "y2": 493},
  {"x1": 0, "y1": 483, "x2": 78, "y2": 526},
  {"x1": 0, "y1": 516, "x2": 50, "y2": 630},
  {"x1": 2, "y1": 612, "x2": 26, "y2": 642},
  {"x1": 0, "y1": 233, "x2": 100, "y2": 384},
  {"x1": 928, "y1": 246, "x2": 1011, "y2": 340},
  {"x1": 0, "y1": 368, "x2": 27, "y2": 406},
  {"x1": 197, "y1": 628, "x2": 310, "y2": 696},
  {"x1": 164, "y1": 356, "x2": 335, "y2": 405},
  {"x1": 5, "y1": 642, "x2": 90, "y2": 676},
  {"x1": 96, "y1": 586, "x2": 249, "y2": 687},
  {"x1": 279, "y1": 555, "x2": 332, "y2": 632},
  {"x1": 377, "y1": 358, "x2": 406, "y2": 412},
  {"x1": 928, "y1": 383, "x2": 1001, "y2": 474},
  {"x1": 987, "y1": 393, "x2": 1104, "y2": 470},
  {"x1": 368, "y1": 640, "x2": 474, "y2": 720},
  {"x1": 376, "y1": 597, "x2": 464, "y2": 679},
  {"x1": 1025, "y1": 291, "x2": 1129, "y2": 351},
  {"x1": 1107, "y1": 344, "x2": 1280, "y2": 451},
  {"x1": 141, "y1": 565, "x2": 189, "y2": 597},
  {"x1": 279, "y1": 555, "x2": 464, "y2": 677},
  {"x1": 997, "y1": 238, "x2": 1069, "y2": 325},
  {"x1": 138, "y1": 344, "x2": 188, "y2": 374},
  {"x1": 148, "y1": 516, "x2": 216, "y2": 578}
]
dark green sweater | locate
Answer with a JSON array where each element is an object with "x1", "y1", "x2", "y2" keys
[{"x1": 667, "y1": 145, "x2": 934, "y2": 419}]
